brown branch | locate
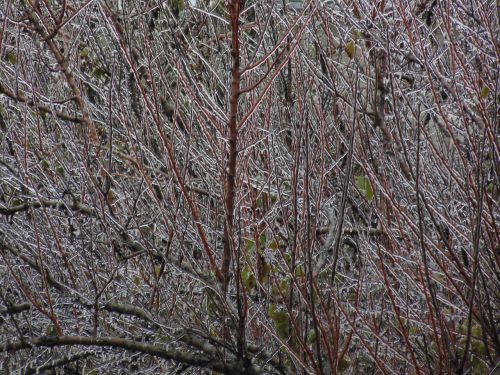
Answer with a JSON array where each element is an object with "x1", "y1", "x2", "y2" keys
[
  {"x1": 0, "y1": 303, "x2": 31, "y2": 315},
  {"x1": 0, "y1": 198, "x2": 94, "y2": 216},
  {"x1": 24, "y1": 6, "x2": 98, "y2": 142},
  {"x1": 0, "y1": 81, "x2": 83, "y2": 124},
  {"x1": 104, "y1": 301, "x2": 154, "y2": 321},
  {"x1": 0, "y1": 335, "x2": 248, "y2": 374},
  {"x1": 24, "y1": 351, "x2": 93, "y2": 375}
]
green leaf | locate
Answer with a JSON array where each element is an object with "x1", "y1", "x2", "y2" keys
[
  {"x1": 268, "y1": 304, "x2": 289, "y2": 339},
  {"x1": 79, "y1": 47, "x2": 90, "y2": 58},
  {"x1": 351, "y1": 29, "x2": 363, "y2": 41},
  {"x1": 256, "y1": 196, "x2": 263, "y2": 208},
  {"x1": 295, "y1": 265, "x2": 305, "y2": 277},
  {"x1": 172, "y1": 0, "x2": 185, "y2": 12},
  {"x1": 55, "y1": 163, "x2": 65, "y2": 177},
  {"x1": 5, "y1": 51, "x2": 17, "y2": 65},
  {"x1": 471, "y1": 324, "x2": 482, "y2": 337},
  {"x1": 307, "y1": 329, "x2": 317, "y2": 344},
  {"x1": 409, "y1": 326, "x2": 420, "y2": 335},
  {"x1": 154, "y1": 265, "x2": 162, "y2": 277},
  {"x1": 282, "y1": 181, "x2": 291, "y2": 192},
  {"x1": 355, "y1": 175, "x2": 374, "y2": 201},
  {"x1": 268, "y1": 303, "x2": 278, "y2": 317},
  {"x1": 319, "y1": 269, "x2": 330, "y2": 280},
  {"x1": 205, "y1": 289, "x2": 218, "y2": 316},
  {"x1": 274, "y1": 313, "x2": 289, "y2": 338},
  {"x1": 244, "y1": 238, "x2": 256, "y2": 253},
  {"x1": 471, "y1": 340, "x2": 487, "y2": 355},
  {"x1": 259, "y1": 231, "x2": 267, "y2": 246},
  {"x1": 480, "y1": 86, "x2": 490, "y2": 99},
  {"x1": 458, "y1": 322, "x2": 468, "y2": 334},
  {"x1": 259, "y1": 260, "x2": 271, "y2": 284},
  {"x1": 471, "y1": 355, "x2": 488, "y2": 374},
  {"x1": 40, "y1": 159, "x2": 49, "y2": 170},
  {"x1": 12, "y1": 198, "x2": 23, "y2": 207},
  {"x1": 337, "y1": 355, "x2": 351, "y2": 372},
  {"x1": 133, "y1": 275, "x2": 141, "y2": 286},
  {"x1": 242, "y1": 266, "x2": 256, "y2": 290},
  {"x1": 279, "y1": 279, "x2": 290, "y2": 294},
  {"x1": 486, "y1": 182, "x2": 494, "y2": 194},
  {"x1": 91, "y1": 66, "x2": 107, "y2": 81},
  {"x1": 271, "y1": 278, "x2": 290, "y2": 298}
]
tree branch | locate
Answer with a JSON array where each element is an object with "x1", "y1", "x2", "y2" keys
[{"x1": 1, "y1": 335, "x2": 242, "y2": 373}]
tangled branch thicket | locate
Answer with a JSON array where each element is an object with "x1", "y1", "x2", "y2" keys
[{"x1": 0, "y1": 1, "x2": 498, "y2": 374}]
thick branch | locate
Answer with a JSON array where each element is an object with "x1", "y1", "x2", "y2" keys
[
  {"x1": 0, "y1": 198, "x2": 94, "y2": 216},
  {"x1": 1, "y1": 335, "x2": 242, "y2": 373},
  {"x1": 0, "y1": 303, "x2": 31, "y2": 316},
  {"x1": 222, "y1": 0, "x2": 242, "y2": 291}
]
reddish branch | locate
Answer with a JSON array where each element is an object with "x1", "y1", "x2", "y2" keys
[
  {"x1": 102, "y1": 6, "x2": 224, "y2": 283},
  {"x1": 222, "y1": 0, "x2": 242, "y2": 291}
]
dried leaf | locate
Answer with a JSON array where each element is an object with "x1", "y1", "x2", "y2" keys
[
  {"x1": 268, "y1": 239, "x2": 279, "y2": 250},
  {"x1": 344, "y1": 41, "x2": 355, "y2": 59},
  {"x1": 480, "y1": 86, "x2": 490, "y2": 99}
]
